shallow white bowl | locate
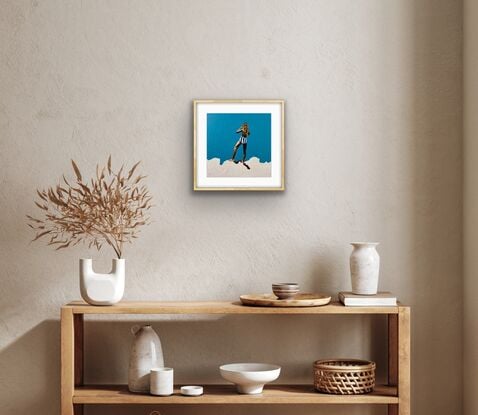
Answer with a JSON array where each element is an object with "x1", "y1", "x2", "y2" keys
[
  {"x1": 180, "y1": 385, "x2": 203, "y2": 396},
  {"x1": 219, "y1": 363, "x2": 281, "y2": 394}
]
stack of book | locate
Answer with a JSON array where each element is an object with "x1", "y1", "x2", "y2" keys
[{"x1": 338, "y1": 291, "x2": 397, "y2": 307}]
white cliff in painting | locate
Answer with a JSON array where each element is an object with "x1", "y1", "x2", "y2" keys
[{"x1": 207, "y1": 157, "x2": 271, "y2": 177}]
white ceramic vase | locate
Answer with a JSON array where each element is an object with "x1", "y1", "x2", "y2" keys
[
  {"x1": 350, "y1": 242, "x2": 380, "y2": 295},
  {"x1": 79, "y1": 258, "x2": 125, "y2": 306},
  {"x1": 128, "y1": 325, "x2": 164, "y2": 393}
]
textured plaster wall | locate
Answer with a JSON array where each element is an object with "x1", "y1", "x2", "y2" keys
[{"x1": 0, "y1": 1, "x2": 462, "y2": 414}]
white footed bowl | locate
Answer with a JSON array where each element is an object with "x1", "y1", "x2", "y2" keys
[{"x1": 219, "y1": 363, "x2": 281, "y2": 394}]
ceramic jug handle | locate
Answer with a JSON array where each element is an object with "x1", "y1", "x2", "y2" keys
[{"x1": 131, "y1": 325, "x2": 141, "y2": 335}]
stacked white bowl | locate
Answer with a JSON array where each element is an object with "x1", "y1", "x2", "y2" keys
[{"x1": 272, "y1": 283, "x2": 300, "y2": 299}]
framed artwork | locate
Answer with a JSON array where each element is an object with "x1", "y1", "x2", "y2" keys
[{"x1": 194, "y1": 100, "x2": 285, "y2": 191}]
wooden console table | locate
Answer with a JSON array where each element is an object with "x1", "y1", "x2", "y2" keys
[{"x1": 61, "y1": 301, "x2": 410, "y2": 414}]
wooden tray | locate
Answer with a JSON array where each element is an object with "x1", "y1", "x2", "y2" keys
[{"x1": 240, "y1": 293, "x2": 331, "y2": 307}]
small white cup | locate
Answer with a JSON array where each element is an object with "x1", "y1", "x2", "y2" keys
[{"x1": 150, "y1": 367, "x2": 174, "y2": 396}]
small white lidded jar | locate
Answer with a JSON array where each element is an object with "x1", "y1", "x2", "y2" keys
[{"x1": 150, "y1": 367, "x2": 174, "y2": 396}]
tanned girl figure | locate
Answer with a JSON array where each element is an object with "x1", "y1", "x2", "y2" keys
[{"x1": 231, "y1": 122, "x2": 251, "y2": 169}]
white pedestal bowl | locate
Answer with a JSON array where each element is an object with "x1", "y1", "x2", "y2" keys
[{"x1": 219, "y1": 363, "x2": 281, "y2": 394}]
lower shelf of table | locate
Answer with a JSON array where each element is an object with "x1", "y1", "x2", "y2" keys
[{"x1": 73, "y1": 384, "x2": 398, "y2": 405}]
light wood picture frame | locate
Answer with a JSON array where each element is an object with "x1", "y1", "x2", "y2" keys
[{"x1": 194, "y1": 100, "x2": 285, "y2": 191}]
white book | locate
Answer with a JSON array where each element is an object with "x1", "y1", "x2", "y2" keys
[{"x1": 339, "y1": 291, "x2": 397, "y2": 306}]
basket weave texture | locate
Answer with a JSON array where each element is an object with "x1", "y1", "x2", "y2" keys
[{"x1": 313, "y1": 359, "x2": 376, "y2": 395}]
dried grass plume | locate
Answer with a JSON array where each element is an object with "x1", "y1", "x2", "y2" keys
[{"x1": 27, "y1": 156, "x2": 152, "y2": 258}]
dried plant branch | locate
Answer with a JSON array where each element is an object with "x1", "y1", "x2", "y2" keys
[{"x1": 27, "y1": 156, "x2": 152, "y2": 258}]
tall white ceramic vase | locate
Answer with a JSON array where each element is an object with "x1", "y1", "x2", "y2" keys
[
  {"x1": 79, "y1": 258, "x2": 125, "y2": 306},
  {"x1": 128, "y1": 325, "x2": 165, "y2": 393},
  {"x1": 350, "y1": 243, "x2": 380, "y2": 295}
]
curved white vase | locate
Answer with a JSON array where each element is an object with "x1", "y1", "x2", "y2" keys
[
  {"x1": 79, "y1": 258, "x2": 125, "y2": 306},
  {"x1": 128, "y1": 325, "x2": 164, "y2": 393},
  {"x1": 350, "y1": 243, "x2": 380, "y2": 295}
]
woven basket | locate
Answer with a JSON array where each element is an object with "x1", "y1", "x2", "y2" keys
[{"x1": 313, "y1": 359, "x2": 376, "y2": 395}]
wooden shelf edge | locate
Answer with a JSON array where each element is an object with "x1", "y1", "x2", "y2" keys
[
  {"x1": 63, "y1": 301, "x2": 405, "y2": 315},
  {"x1": 73, "y1": 384, "x2": 399, "y2": 405}
]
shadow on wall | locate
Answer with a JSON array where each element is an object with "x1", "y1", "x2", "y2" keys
[
  {"x1": 409, "y1": 1, "x2": 463, "y2": 414},
  {"x1": 0, "y1": 317, "x2": 386, "y2": 415},
  {"x1": 0, "y1": 316, "x2": 387, "y2": 415},
  {"x1": 83, "y1": 317, "x2": 386, "y2": 415},
  {"x1": 0, "y1": 320, "x2": 60, "y2": 414}
]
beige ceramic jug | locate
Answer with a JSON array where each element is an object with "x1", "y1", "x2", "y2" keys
[{"x1": 128, "y1": 325, "x2": 164, "y2": 393}]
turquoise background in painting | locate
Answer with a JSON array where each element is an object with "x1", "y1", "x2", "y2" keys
[{"x1": 207, "y1": 113, "x2": 271, "y2": 163}]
